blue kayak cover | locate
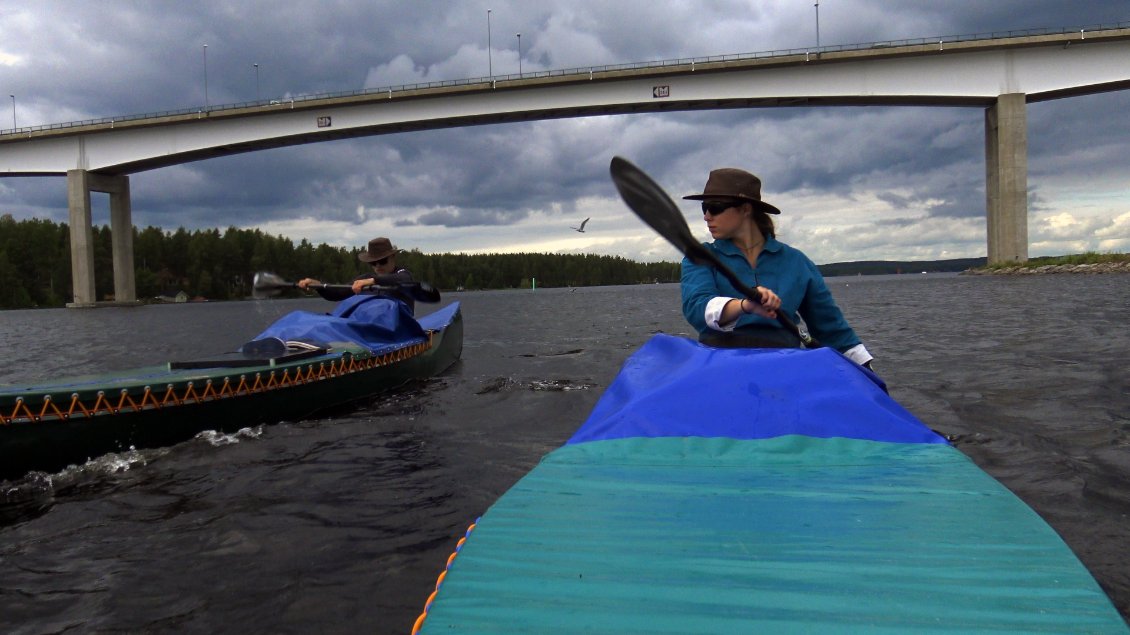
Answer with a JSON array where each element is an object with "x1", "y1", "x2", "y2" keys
[
  {"x1": 250, "y1": 295, "x2": 425, "y2": 354},
  {"x1": 568, "y1": 334, "x2": 942, "y2": 445},
  {"x1": 418, "y1": 334, "x2": 1128, "y2": 634}
]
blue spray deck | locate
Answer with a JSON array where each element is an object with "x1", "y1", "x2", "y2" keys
[{"x1": 416, "y1": 334, "x2": 1127, "y2": 633}]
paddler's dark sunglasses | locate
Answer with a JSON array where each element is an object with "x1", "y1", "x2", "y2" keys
[
  {"x1": 372, "y1": 257, "x2": 390, "y2": 266},
  {"x1": 701, "y1": 200, "x2": 738, "y2": 216}
]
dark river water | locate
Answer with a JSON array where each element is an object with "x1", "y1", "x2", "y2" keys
[{"x1": 2, "y1": 273, "x2": 1128, "y2": 633}]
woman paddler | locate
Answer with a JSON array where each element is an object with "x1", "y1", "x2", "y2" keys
[{"x1": 680, "y1": 167, "x2": 875, "y2": 370}]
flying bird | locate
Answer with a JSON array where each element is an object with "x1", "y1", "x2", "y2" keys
[{"x1": 571, "y1": 217, "x2": 590, "y2": 233}]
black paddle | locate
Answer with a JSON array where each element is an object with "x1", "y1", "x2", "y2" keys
[
  {"x1": 252, "y1": 271, "x2": 441, "y2": 303},
  {"x1": 608, "y1": 156, "x2": 819, "y2": 348}
]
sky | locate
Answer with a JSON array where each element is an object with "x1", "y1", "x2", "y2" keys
[{"x1": 1, "y1": 1, "x2": 1128, "y2": 265}]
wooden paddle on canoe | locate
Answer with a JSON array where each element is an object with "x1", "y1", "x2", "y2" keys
[
  {"x1": 608, "y1": 155, "x2": 819, "y2": 348},
  {"x1": 252, "y1": 271, "x2": 441, "y2": 303}
]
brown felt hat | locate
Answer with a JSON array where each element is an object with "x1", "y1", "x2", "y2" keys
[
  {"x1": 358, "y1": 236, "x2": 398, "y2": 263},
  {"x1": 683, "y1": 168, "x2": 781, "y2": 215}
]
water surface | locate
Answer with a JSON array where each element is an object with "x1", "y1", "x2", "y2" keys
[{"x1": 2, "y1": 275, "x2": 1128, "y2": 632}]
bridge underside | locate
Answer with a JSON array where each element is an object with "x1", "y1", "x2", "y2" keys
[
  {"x1": 64, "y1": 92, "x2": 1035, "y2": 306},
  {"x1": 63, "y1": 93, "x2": 1032, "y2": 306},
  {"x1": 92, "y1": 95, "x2": 1007, "y2": 175}
]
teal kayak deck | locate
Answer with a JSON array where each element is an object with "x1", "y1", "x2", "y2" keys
[
  {"x1": 425, "y1": 437, "x2": 1124, "y2": 633},
  {"x1": 417, "y1": 335, "x2": 1126, "y2": 633}
]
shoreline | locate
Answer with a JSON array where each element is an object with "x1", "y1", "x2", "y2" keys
[{"x1": 963, "y1": 261, "x2": 1130, "y2": 275}]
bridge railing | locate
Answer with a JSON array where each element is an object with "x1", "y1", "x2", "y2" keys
[{"x1": 2, "y1": 21, "x2": 1128, "y2": 138}]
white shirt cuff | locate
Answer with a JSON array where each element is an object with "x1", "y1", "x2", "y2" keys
[
  {"x1": 844, "y1": 343, "x2": 873, "y2": 366},
  {"x1": 705, "y1": 296, "x2": 738, "y2": 331}
]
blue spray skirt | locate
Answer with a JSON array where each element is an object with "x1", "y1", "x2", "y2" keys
[{"x1": 416, "y1": 334, "x2": 1126, "y2": 633}]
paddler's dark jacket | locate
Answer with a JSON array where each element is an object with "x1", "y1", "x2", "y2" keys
[{"x1": 314, "y1": 268, "x2": 416, "y2": 315}]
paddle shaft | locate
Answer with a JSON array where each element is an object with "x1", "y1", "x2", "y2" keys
[
  {"x1": 252, "y1": 271, "x2": 440, "y2": 303},
  {"x1": 305, "y1": 281, "x2": 440, "y2": 302},
  {"x1": 263, "y1": 280, "x2": 394, "y2": 293}
]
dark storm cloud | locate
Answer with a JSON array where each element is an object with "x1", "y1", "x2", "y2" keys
[{"x1": 411, "y1": 207, "x2": 530, "y2": 228}]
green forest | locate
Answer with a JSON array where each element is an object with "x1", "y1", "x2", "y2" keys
[{"x1": 0, "y1": 215, "x2": 681, "y2": 309}]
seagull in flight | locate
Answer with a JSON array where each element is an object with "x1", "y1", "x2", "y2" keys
[{"x1": 571, "y1": 217, "x2": 590, "y2": 233}]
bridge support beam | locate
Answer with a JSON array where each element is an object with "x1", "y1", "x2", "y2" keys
[
  {"x1": 985, "y1": 93, "x2": 1029, "y2": 264},
  {"x1": 66, "y1": 170, "x2": 137, "y2": 308}
]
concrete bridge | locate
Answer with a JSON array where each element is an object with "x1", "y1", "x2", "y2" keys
[{"x1": 2, "y1": 25, "x2": 1129, "y2": 306}]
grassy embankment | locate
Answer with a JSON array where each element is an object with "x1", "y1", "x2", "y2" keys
[{"x1": 978, "y1": 251, "x2": 1130, "y2": 271}]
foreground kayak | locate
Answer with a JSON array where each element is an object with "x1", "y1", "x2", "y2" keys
[
  {"x1": 0, "y1": 301, "x2": 462, "y2": 482},
  {"x1": 415, "y1": 334, "x2": 1126, "y2": 633}
]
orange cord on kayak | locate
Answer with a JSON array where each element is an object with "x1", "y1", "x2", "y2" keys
[
  {"x1": 411, "y1": 518, "x2": 478, "y2": 635},
  {"x1": 0, "y1": 334, "x2": 435, "y2": 426}
]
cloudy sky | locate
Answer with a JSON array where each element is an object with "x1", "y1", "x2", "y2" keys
[{"x1": 2, "y1": 1, "x2": 1128, "y2": 264}]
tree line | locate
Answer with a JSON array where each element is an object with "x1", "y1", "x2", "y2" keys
[{"x1": 0, "y1": 215, "x2": 680, "y2": 309}]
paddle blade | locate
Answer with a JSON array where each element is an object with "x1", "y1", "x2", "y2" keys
[
  {"x1": 252, "y1": 271, "x2": 294, "y2": 299},
  {"x1": 362, "y1": 281, "x2": 442, "y2": 303},
  {"x1": 411, "y1": 282, "x2": 442, "y2": 303},
  {"x1": 610, "y1": 156, "x2": 707, "y2": 264}
]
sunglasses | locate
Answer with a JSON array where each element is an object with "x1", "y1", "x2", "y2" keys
[
  {"x1": 701, "y1": 200, "x2": 737, "y2": 216},
  {"x1": 372, "y1": 257, "x2": 390, "y2": 266}
]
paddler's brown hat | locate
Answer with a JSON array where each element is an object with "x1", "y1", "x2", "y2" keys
[
  {"x1": 683, "y1": 168, "x2": 781, "y2": 215},
  {"x1": 358, "y1": 236, "x2": 398, "y2": 263}
]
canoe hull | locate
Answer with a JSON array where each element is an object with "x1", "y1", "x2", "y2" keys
[{"x1": 0, "y1": 303, "x2": 462, "y2": 481}]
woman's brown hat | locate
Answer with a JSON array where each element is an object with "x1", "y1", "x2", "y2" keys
[
  {"x1": 358, "y1": 236, "x2": 398, "y2": 263},
  {"x1": 683, "y1": 168, "x2": 781, "y2": 215}
]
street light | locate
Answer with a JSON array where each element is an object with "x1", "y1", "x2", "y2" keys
[
  {"x1": 487, "y1": 10, "x2": 493, "y2": 77},
  {"x1": 516, "y1": 33, "x2": 522, "y2": 75},
  {"x1": 815, "y1": 2, "x2": 821, "y2": 49},
  {"x1": 203, "y1": 44, "x2": 209, "y2": 109},
  {"x1": 8, "y1": 95, "x2": 14, "y2": 130},
  {"x1": 253, "y1": 63, "x2": 260, "y2": 101}
]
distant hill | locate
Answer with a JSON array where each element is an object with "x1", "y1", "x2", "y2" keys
[{"x1": 817, "y1": 257, "x2": 986, "y2": 277}]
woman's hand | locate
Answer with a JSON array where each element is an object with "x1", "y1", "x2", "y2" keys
[
  {"x1": 297, "y1": 278, "x2": 320, "y2": 290},
  {"x1": 352, "y1": 277, "x2": 376, "y2": 293},
  {"x1": 743, "y1": 286, "x2": 780, "y2": 319}
]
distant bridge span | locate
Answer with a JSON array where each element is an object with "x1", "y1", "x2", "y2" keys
[{"x1": 2, "y1": 26, "x2": 1129, "y2": 305}]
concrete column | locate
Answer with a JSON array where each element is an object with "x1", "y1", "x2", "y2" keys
[
  {"x1": 94, "y1": 174, "x2": 136, "y2": 303},
  {"x1": 65, "y1": 170, "x2": 136, "y2": 307},
  {"x1": 66, "y1": 169, "x2": 98, "y2": 307},
  {"x1": 984, "y1": 93, "x2": 1029, "y2": 264}
]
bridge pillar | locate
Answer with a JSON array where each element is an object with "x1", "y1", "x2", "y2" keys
[
  {"x1": 985, "y1": 93, "x2": 1029, "y2": 264},
  {"x1": 65, "y1": 170, "x2": 137, "y2": 307}
]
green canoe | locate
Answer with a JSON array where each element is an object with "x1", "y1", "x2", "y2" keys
[{"x1": 0, "y1": 301, "x2": 462, "y2": 481}]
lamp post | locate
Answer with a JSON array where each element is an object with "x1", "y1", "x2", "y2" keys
[
  {"x1": 815, "y1": 2, "x2": 821, "y2": 49},
  {"x1": 487, "y1": 10, "x2": 493, "y2": 77},
  {"x1": 8, "y1": 95, "x2": 14, "y2": 130},
  {"x1": 253, "y1": 63, "x2": 260, "y2": 101},
  {"x1": 516, "y1": 33, "x2": 522, "y2": 75},
  {"x1": 203, "y1": 44, "x2": 209, "y2": 109}
]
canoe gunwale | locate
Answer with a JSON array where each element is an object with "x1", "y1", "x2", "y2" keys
[{"x1": 0, "y1": 336, "x2": 434, "y2": 426}]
